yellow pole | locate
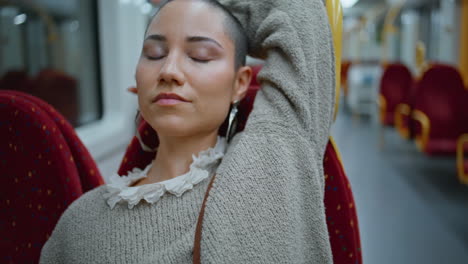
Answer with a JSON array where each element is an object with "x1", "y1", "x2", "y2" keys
[
  {"x1": 325, "y1": 0, "x2": 343, "y2": 120},
  {"x1": 460, "y1": 0, "x2": 468, "y2": 87},
  {"x1": 381, "y1": 1, "x2": 405, "y2": 65}
]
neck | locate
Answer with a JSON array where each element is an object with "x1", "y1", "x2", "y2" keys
[{"x1": 147, "y1": 131, "x2": 219, "y2": 183}]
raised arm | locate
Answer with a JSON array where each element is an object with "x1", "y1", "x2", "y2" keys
[
  {"x1": 200, "y1": 0, "x2": 335, "y2": 262},
  {"x1": 221, "y1": 0, "x2": 335, "y2": 154}
]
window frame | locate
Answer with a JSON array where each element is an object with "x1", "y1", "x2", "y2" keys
[{"x1": 76, "y1": 0, "x2": 147, "y2": 162}]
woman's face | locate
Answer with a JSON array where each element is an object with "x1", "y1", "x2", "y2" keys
[{"x1": 136, "y1": 0, "x2": 250, "y2": 138}]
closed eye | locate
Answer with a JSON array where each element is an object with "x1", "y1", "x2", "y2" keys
[
  {"x1": 190, "y1": 57, "x2": 210, "y2": 63},
  {"x1": 146, "y1": 55, "x2": 165, "y2": 60}
]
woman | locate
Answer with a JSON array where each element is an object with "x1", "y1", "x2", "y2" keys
[{"x1": 40, "y1": 0, "x2": 335, "y2": 263}]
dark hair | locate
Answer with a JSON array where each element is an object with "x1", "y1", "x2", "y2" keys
[{"x1": 149, "y1": 0, "x2": 248, "y2": 69}]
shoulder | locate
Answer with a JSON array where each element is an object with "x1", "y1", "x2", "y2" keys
[
  {"x1": 40, "y1": 185, "x2": 109, "y2": 262},
  {"x1": 67, "y1": 185, "x2": 108, "y2": 215},
  {"x1": 54, "y1": 185, "x2": 108, "y2": 229},
  {"x1": 44, "y1": 186, "x2": 108, "y2": 238}
]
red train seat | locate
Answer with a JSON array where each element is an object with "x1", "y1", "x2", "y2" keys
[
  {"x1": 34, "y1": 69, "x2": 79, "y2": 126},
  {"x1": 0, "y1": 92, "x2": 83, "y2": 263},
  {"x1": 0, "y1": 70, "x2": 34, "y2": 94},
  {"x1": 411, "y1": 64, "x2": 468, "y2": 155},
  {"x1": 378, "y1": 63, "x2": 413, "y2": 126},
  {"x1": 2, "y1": 90, "x2": 104, "y2": 192}
]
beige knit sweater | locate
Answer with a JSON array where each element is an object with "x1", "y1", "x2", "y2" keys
[{"x1": 40, "y1": 0, "x2": 335, "y2": 263}]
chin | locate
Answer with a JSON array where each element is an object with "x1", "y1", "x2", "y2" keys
[
  {"x1": 151, "y1": 117, "x2": 224, "y2": 139},
  {"x1": 149, "y1": 115, "x2": 190, "y2": 137}
]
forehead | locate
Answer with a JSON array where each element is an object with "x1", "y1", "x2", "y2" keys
[{"x1": 147, "y1": 1, "x2": 230, "y2": 44}]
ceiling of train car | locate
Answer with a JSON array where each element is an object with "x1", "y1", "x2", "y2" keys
[
  {"x1": 354, "y1": 0, "x2": 385, "y2": 6},
  {"x1": 352, "y1": 0, "x2": 435, "y2": 7},
  {"x1": 344, "y1": 0, "x2": 437, "y2": 17},
  {"x1": 5, "y1": 0, "x2": 439, "y2": 20}
]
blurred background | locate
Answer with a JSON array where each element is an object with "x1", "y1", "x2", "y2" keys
[{"x1": 0, "y1": 0, "x2": 467, "y2": 263}]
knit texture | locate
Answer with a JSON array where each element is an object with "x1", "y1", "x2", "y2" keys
[{"x1": 40, "y1": 0, "x2": 335, "y2": 262}]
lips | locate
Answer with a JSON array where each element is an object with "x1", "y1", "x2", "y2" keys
[{"x1": 153, "y1": 93, "x2": 190, "y2": 105}]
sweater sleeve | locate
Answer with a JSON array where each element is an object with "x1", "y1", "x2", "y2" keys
[
  {"x1": 200, "y1": 0, "x2": 334, "y2": 263},
  {"x1": 220, "y1": 0, "x2": 335, "y2": 155}
]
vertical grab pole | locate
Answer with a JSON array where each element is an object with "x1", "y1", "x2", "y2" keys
[{"x1": 460, "y1": 0, "x2": 468, "y2": 87}]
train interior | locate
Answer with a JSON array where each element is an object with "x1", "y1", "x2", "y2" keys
[{"x1": 0, "y1": 0, "x2": 467, "y2": 263}]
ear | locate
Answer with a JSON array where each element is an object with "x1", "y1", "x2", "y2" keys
[
  {"x1": 127, "y1": 86, "x2": 138, "y2": 95},
  {"x1": 232, "y1": 66, "x2": 252, "y2": 102}
]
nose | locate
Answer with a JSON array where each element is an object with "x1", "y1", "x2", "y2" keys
[{"x1": 158, "y1": 52, "x2": 186, "y2": 87}]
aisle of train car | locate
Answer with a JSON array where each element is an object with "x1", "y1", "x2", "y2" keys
[{"x1": 332, "y1": 105, "x2": 468, "y2": 263}]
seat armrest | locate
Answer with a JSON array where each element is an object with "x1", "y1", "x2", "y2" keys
[
  {"x1": 394, "y1": 103, "x2": 411, "y2": 139},
  {"x1": 411, "y1": 109, "x2": 431, "y2": 151},
  {"x1": 457, "y1": 134, "x2": 468, "y2": 184},
  {"x1": 377, "y1": 94, "x2": 387, "y2": 124}
]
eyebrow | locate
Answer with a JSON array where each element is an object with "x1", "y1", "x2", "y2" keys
[
  {"x1": 145, "y1": 34, "x2": 166, "y2": 42},
  {"x1": 187, "y1": 36, "x2": 223, "y2": 49},
  {"x1": 145, "y1": 34, "x2": 223, "y2": 49}
]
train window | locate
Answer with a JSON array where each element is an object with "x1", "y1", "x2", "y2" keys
[{"x1": 0, "y1": 0, "x2": 101, "y2": 127}]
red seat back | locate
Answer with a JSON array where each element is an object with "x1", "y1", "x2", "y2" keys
[
  {"x1": 34, "y1": 69, "x2": 79, "y2": 126},
  {"x1": 250, "y1": 65, "x2": 262, "y2": 86},
  {"x1": 0, "y1": 92, "x2": 83, "y2": 263},
  {"x1": 0, "y1": 70, "x2": 34, "y2": 94},
  {"x1": 324, "y1": 141, "x2": 362, "y2": 264},
  {"x1": 379, "y1": 63, "x2": 413, "y2": 125},
  {"x1": 2, "y1": 90, "x2": 104, "y2": 192},
  {"x1": 413, "y1": 64, "x2": 467, "y2": 139}
]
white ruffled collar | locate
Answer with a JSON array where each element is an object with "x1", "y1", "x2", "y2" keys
[{"x1": 104, "y1": 137, "x2": 227, "y2": 209}]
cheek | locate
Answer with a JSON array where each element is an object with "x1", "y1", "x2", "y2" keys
[
  {"x1": 192, "y1": 61, "x2": 235, "y2": 99},
  {"x1": 135, "y1": 60, "x2": 153, "y2": 121},
  {"x1": 135, "y1": 60, "x2": 145, "y2": 86},
  {"x1": 192, "y1": 66, "x2": 234, "y2": 114},
  {"x1": 184, "y1": 65, "x2": 234, "y2": 133},
  {"x1": 135, "y1": 60, "x2": 159, "y2": 88},
  {"x1": 135, "y1": 60, "x2": 160, "y2": 111}
]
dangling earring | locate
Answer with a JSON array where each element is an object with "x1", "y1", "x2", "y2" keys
[
  {"x1": 134, "y1": 111, "x2": 157, "y2": 152},
  {"x1": 226, "y1": 100, "x2": 240, "y2": 143}
]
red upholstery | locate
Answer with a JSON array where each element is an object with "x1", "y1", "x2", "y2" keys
[
  {"x1": 250, "y1": 65, "x2": 262, "y2": 86},
  {"x1": 118, "y1": 121, "x2": 157, "y2": 175},
  {"x1": 1, "y1": 69, "x2": 80, "y2": 126},
  {"x1": 0, "y1": 70, "x2": 34, "y2": 94},
  {"x1": 425, "y1": 139, "x2": 468, "y2": 156},
  {"x1": 0, "y1": 92, "x2": 83, "y2": 263},
  {"x1": 3, "y1": 90, "x2": 104, "y2": 192},
  {"x1": 324, "y1": 141, "x2": 362, "y2": 264},
  {"x1": 379, "y1": 63, "x2": 413, "y2": 126},
  {"x1": 35, "y1": 69, "x2": 79, "y2": 127},
  {"x1": 118, "y1": 66, "x2": 362, "y2": 263},
  {"x1": 412, "y1": 64, "x2": 468, "y2": 155}
]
